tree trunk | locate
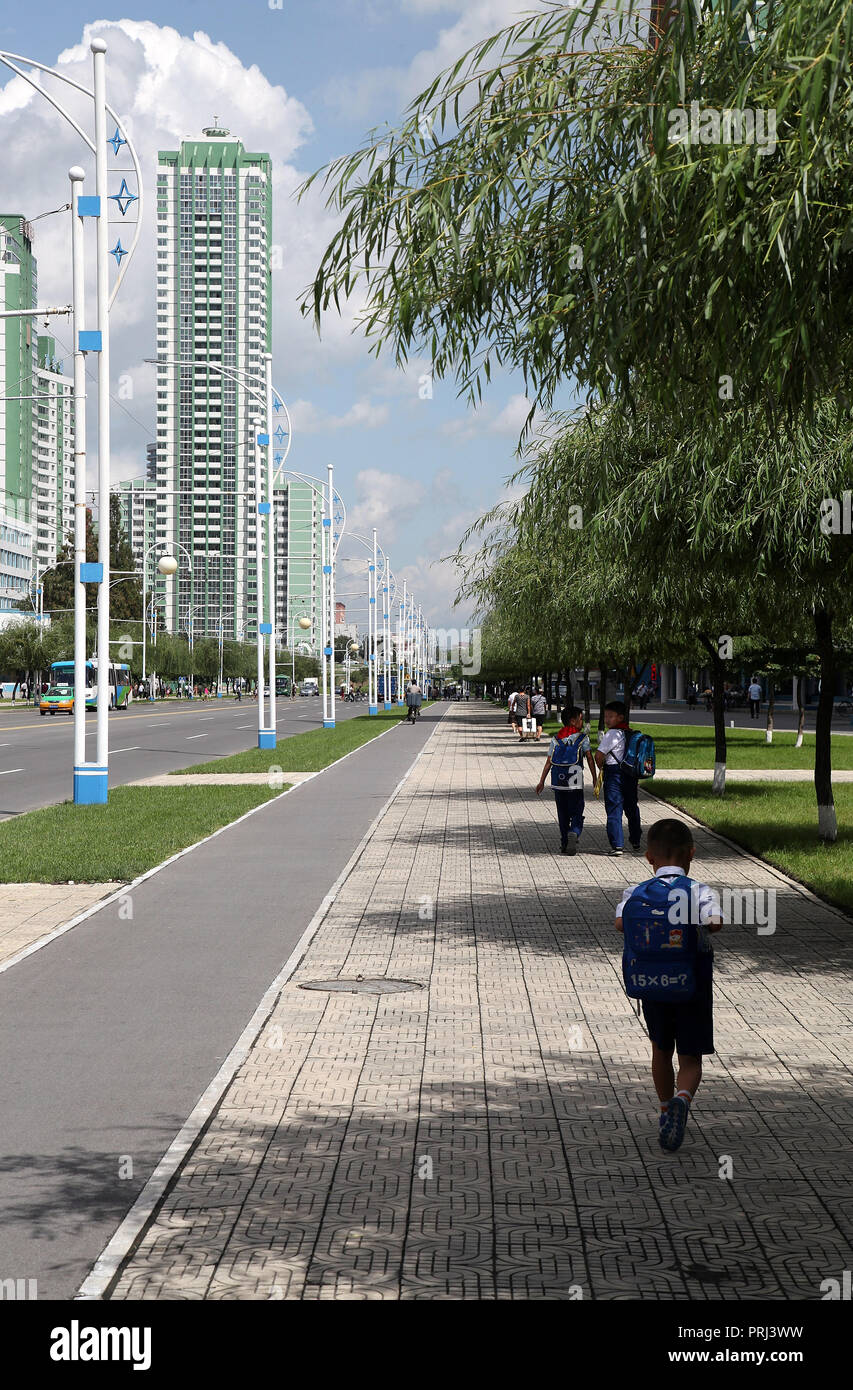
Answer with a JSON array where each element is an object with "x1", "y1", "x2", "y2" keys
[
  {"x1": 814, "y1": 608, "x2": 837, "y2": 842},
  {"x1": 795, "y1": 674, "x2": 805, "y2": 749},
  {"x1": 583, "y1": 666, "x2": 591, "y2": 730},
  {"x1": 598, "y1": 658, "x2": 608, "y2": 730},
  {"x1": 765, "y1": 682, "x2": 774, "y2": 744},
  {"x1": 700, "y1": 634, "x2": 727, "y2": 795},
  {"x1": 624, "y1": 662, "x2": 634, "y2": 724}
]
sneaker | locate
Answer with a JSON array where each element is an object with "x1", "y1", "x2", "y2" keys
[
  {"x1": 560, "y1": 843, "x2": 568, "y2": 855},
  {"x1": 564, "y1": 832, "x2": 578, "y2": 856},
  {"x1": 608, "y1": 847, "x2": 624, "y2": 857},
  {"x1": 630, "y1": 841, "x2": 642, "y2": 852},
  {"x1": 659, "y1": 1096, "x2": 690, "y2": 1152}
]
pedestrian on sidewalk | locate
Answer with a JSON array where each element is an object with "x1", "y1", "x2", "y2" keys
[
  {"x1": 595, "y1": 700, "x2": 642, "y2": 856},
  {"x1": 513, "y1": 687, "x2": 530, "y2": 740},
  {"x1": 507, "y1": 688, "x2": 519, "y2": 728},
  {"x1": 615, "y1": 818, "x2": 722, "y2": 1153},
  {"x1": 529, "y1": 687, "x2": 547, "y2": 740},
  {"x1": 536, "y1": 706, "x2": 597, "y2": 855},
  {"x1": 748, "y1": 676, "x2": 762, "y2": 719}
]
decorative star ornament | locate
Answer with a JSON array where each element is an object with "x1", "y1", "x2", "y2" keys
[
  {"x1": 108, "y1": 127, "x2": 127, "y2": 156},
  {"x1": 110, "y1": 239, "x2": 128, "y2": 266},
  {"x1": 109, "y1": 179, "x2": 138, "y2": 216}
]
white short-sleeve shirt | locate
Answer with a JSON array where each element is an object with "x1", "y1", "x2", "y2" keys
[{"x1": 597, "y1": 728, "x2": 626, "y2": 765}]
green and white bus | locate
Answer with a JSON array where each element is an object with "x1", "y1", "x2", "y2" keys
[{"x1": 50, "y1": 660, "x2": 132, "y2": 710}]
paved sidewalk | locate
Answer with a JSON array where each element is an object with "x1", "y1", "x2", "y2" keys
[
  {"x1": 109, "y1": 705, "x2": 853, "y2": 1300},
  {"x1": 0, "y1": 883, "x2": 121, "y2": 970}
]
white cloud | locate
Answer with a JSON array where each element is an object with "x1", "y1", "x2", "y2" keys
[
  {"x1": 289, "y1": 397, "x2": 389, "y2": 434},
  {"x1": 322, "y1": 1, "x2": 548, "y2": 122},
  {"x1": 0, "y1": 19, "x2": 370, "y2": 494},
  {"x1": 345, "y1": 468, "x2": 426, "y2": 546}
]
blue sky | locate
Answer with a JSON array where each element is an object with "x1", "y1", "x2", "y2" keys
[{"x1": 0, "y1": 2, "x2": 555, "y2": 625}]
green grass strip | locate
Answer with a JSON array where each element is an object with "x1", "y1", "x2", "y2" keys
[
  {"x1": 647, "y1": 780, "x2": 853, "y2": 917},
  {"x1": 178, "y1": 707, "x2": 426, "y2": 775},
  {"x1": 0, "y1": 785, "x2": 283, "y2": 883},
  {"x1": 533, "y1": 715, "x2": 853, "y2": 770}
]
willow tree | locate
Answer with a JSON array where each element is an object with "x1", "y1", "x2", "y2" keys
[
  {"x1": 507, "y1": 399, "x2": 853, "y2": 836},
  {"x1": 304, "y1": 0, "x2": 853, "y2": 423}
]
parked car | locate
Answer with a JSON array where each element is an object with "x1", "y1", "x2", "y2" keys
[{"x1": 40, "y1": 684, "x2": 74, "y2": 716}]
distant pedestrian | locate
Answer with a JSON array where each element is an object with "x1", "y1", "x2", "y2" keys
[
  {"x1": 536, "y1": 706, "x2": 597, "y2": 855},
  {"x1": 616, "y1": 819, "x2": 722, "y2": 1153},
  {"x1": 634, "y1": 681, "x2": 650, "y2": 711},
  {"x1": 529, "y1": 687, "x2": 547, "y2": 741},
  {"x1": 595, "y1": 700, "x2": 642, "y2": 856},
  {"x1": 513, "y1": 688, "x2": 530, "y2": 740},
  {"x1": 507, "y1": 688, "x2": 519, "y2": 728},
  {"x1": 748, "y1": 677, "x2": 762, "y2": 719}
]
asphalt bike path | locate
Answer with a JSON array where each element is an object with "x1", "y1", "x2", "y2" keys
[
  {"x1": 0, "y1": 695, "x2": 367, "y2": 819},
  {"x1": 0, "y1": 703, "x2": 439, "y2": 1298}
]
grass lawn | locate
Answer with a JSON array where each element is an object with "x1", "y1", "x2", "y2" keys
[
  {"x1": 536, "y1": 715, "x2": 853, "y2": 770},
  {"x1": 180, "y1": 707, "x2": 423, "y2": 775},
  {"x1": 647, "y1": 780, "x2": 853, "y2": 917},
  {"x1": 0, "y1": 785, "x2": 283, "y2": 883}
]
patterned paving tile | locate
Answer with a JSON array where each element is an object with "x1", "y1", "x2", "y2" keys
[{"x1": 110, "y1": 705, "x2": 853, "y2": 1300}]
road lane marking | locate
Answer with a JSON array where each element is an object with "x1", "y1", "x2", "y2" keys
[
  {"x1": 113, "y1": 747, "x2": 142, "y2": 753},
  {"x1": 186, "y1": 734, "x2": 208, "y2": 740},
  {"x1": 148, "y1": 722, "x2": 172, "y2": 727},
  {"x1": 0, "y1": 768, "x2": 24, "y2": 775}
]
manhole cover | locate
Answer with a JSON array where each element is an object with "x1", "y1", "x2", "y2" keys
[
  {"x1": 679, "y1": 1264, "x2": 729, "y2": 1283},
  {"x1": 298, "y1": 977, "x2": 426, "y2": 995}
]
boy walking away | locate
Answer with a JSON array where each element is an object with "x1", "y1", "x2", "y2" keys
[
  {"x1": 595, "y1": 700, "x2": 641, "y2": 856},
  {"x1": 529, "y1": 687, "x2": 547, "y2": 741},
  {"x1": 748, "y1": 676, "x2": 762, "y2": 720},
  {"x1": 536, "y1": 706, "x2": 597, "y2": 855},
  {"x1": 616, "y1": 818, "x2": 722, "y2": 1153}
]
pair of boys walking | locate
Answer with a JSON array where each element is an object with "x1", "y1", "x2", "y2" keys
[{"x1": 535, "y1": 700, "x2": 639, "y2": 856}]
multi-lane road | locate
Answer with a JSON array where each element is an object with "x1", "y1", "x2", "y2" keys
[{"x1": 0, "y1": 695, "x2": 371, "y2": 818}]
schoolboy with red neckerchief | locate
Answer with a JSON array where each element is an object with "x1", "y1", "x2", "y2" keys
[
  {"x1": 595, "y1": 699, "x2": 642, "y2": 856},
  {"x1": 536, "y1": 706, "x2": 597, "y2": 855}
]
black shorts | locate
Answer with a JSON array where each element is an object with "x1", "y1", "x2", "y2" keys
[{"x1": 641, "y1": 972, "x2": 714, "y2": 1057}]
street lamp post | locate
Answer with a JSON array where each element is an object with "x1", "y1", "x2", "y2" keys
[{"x1": 0, "y1": 46, "x2": 142, "y2": 803}]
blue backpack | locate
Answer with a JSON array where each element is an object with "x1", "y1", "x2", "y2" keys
[
  {"x1": 621, "y1": 728, "x2": 656, "y2": 779},
  {"x1": 550, "y1": 733, "x2": 585, "y2": 790},
  {"x1": 621, "y1": 873, "x2": 699, "y2": 1002}
]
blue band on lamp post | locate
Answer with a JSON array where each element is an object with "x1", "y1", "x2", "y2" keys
[
  {"x1": 258, "y1": 729, "x2": 276, "y2": 749},
  {"x1": 258, "y1": 501, "x2": 271, "y2": 515},
  {"x1": 324, "y1": 646, "x2": 332, "y2": 657},
  {"x1": 259, "y1": 622, "x2": 272, "y2": 635},
  {"x1": 323, "y1": 565, "x2": 331, "y2": 575},
  {"x1": 78, "y1": 331, "x2": 102, "y2": 352},
  {"x1": 77, "y1": 196, "x2": 101, "y2": 217},
  {"x1": 257, "y1": 433, "x2": 270, "y2": 446},
  {"x1": 74, "y1": 764, "x2": 108, "y2": 804},
  {"x1": 80, "y1": 562, "x2": 103, "y2": 583}
]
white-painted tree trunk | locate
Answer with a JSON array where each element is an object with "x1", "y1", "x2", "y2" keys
[
  {"x1": 765, "y1": 729, "x2": 773, "y2": 743},
  {"x1": 795, "y1": 732, "x2": 804, "y2": 749},
  {"x1": 818, "y1": 804, "x2": 837, "y2": 842},
  {"x1": 712, "y1": 761, "x2": 726, "y2": 795}
]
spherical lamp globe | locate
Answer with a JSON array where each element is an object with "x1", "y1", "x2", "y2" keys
[
  {"x1": 349, "y1": 642, "x2": 359, "y2": 655},
  {"x1": 298, "y1": 615, "x2": 311, "y2": 630},
  {"x1": 157, "y1": 555, "x2": 179, "y2": 577}
]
